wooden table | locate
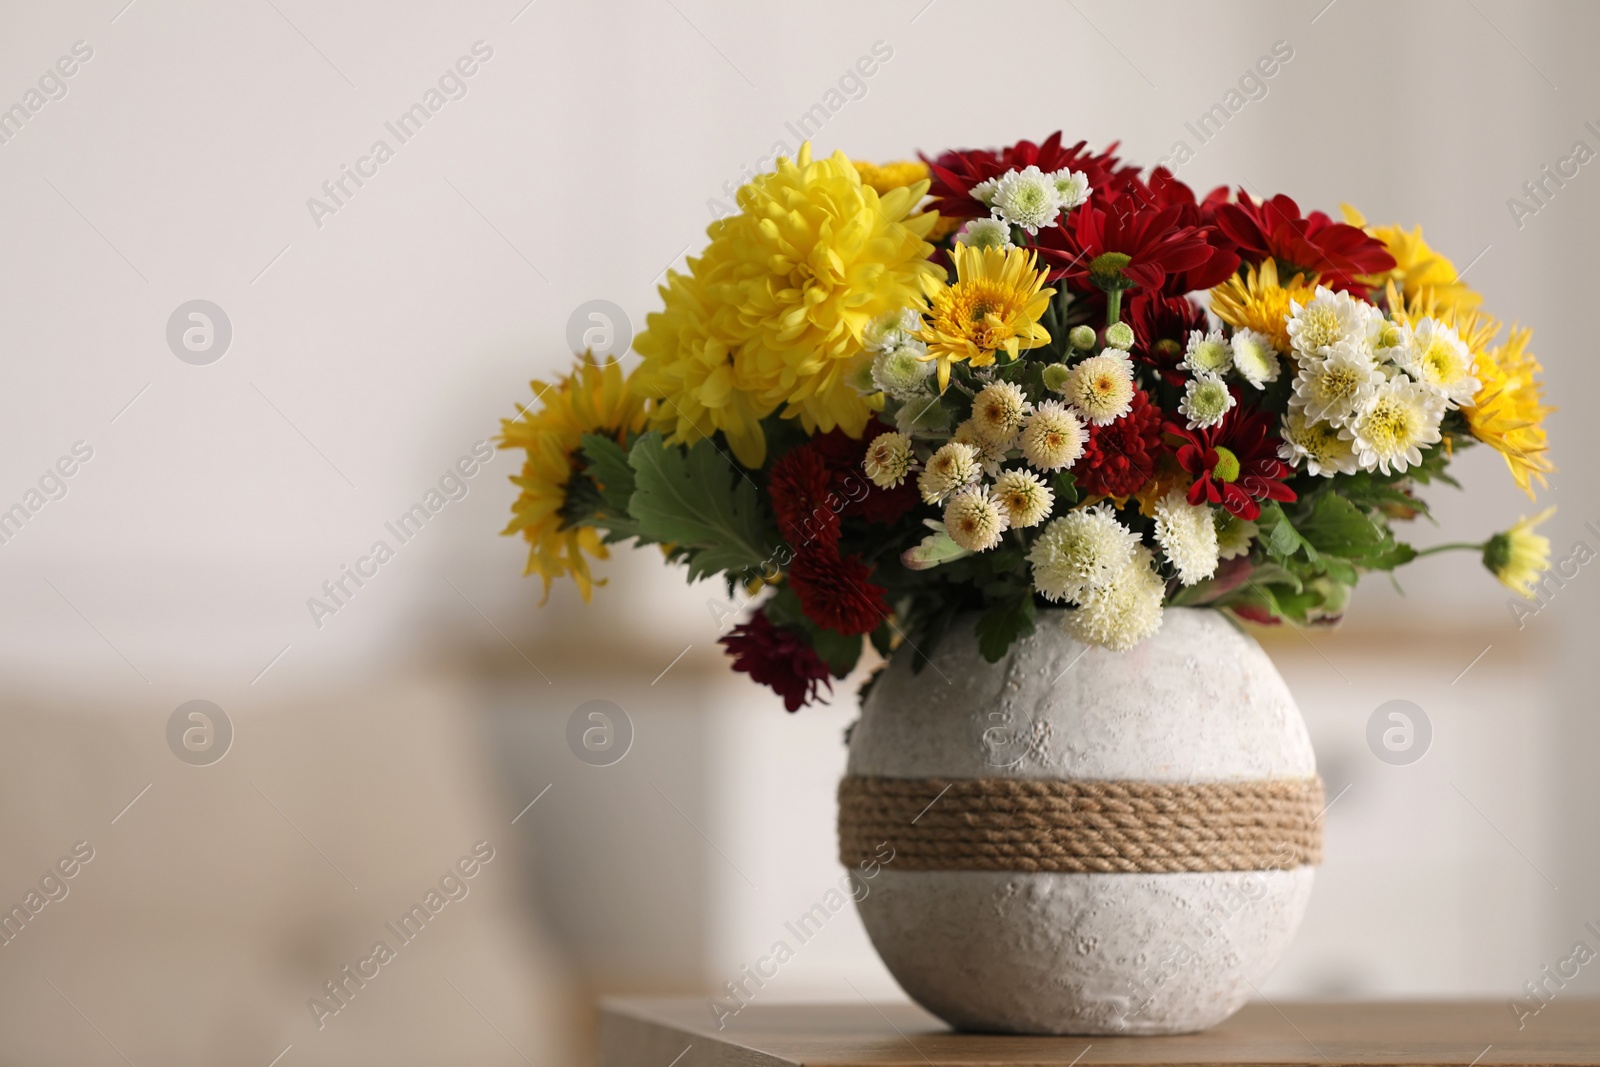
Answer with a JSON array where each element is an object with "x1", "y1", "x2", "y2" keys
[{"x1": 600, "y1": 998, "x2": 1600, "y2": 1066}]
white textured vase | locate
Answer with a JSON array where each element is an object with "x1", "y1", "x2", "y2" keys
[{"x1": 844, "y1": 607, "x2": 1317, "y2": 1035}]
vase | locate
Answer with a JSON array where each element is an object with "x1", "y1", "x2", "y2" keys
[{"x1": 837, "y1": 606, "x2": 1321, "y2": 1035}]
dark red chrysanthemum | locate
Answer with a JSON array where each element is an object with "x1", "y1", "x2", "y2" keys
[
  {"x1": 1126, "y1": 291, "x2": 1207, "y2": 386},
  {"x1": 1213, "y1": 192, "x2": 1394, "y2": 291},
  {"x1": 767, "y1": 445, "x2": 840, "y2": 550},
  {"x1": 1077, "y1": 388, "x2": 1165, "y2": 499},
  {"x1": 923, "y1": 132, "x2": 1144, "y2": 223},
  {"x1": 1167, "y1": 404, "x2": 1297, "y2": 521},
  {"x1": 719, "y1": 610, "x2": 832, "y2": 712},
  {"x1": 804, "y1": 418, "x2": 918, "y2": 528},
  {"x1": 787, "y1": 544, "x2": 889, "y2": 636},
  {"x1": 1034, "y1": 195, "x2": 1227, "y2": 294}
]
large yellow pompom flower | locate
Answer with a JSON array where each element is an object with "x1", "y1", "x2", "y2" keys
[
  {"x1": 916, "y1": 243, "x2": 1054, "y2": 392},
  {"x1": 632, "y1": 268, "x2": 774, "y2": 468},
  {"x1": 633, "y1": 145, "x2": 941, "y2": 467},
  {"x1": 1211, "y1": 258, "x2": 1318, "y2": 354},
  {"x1": 1342, "y1": 205, "x2": 1482, "y2": 313},
  {"x1": 499, "y1": 354, "x2": 647, "y2": 602}
]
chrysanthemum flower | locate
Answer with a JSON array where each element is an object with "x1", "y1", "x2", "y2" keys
[
  {"x1": 787, "y1": 545, "x2": 889, "y2": 636},
  {"x1": 1286, "y1": 286, "x2": 1378, "y2": 358},
  {"x1": 1289, "y1": 346, "x2": 1386, "y2": 427},
  {"x1": 1465, "y1": 326, "x2": 1554, "y2": 496},
  {"x1": 852, "y1": 158, "x2": 931, "y2": 197},
  {"x1": 862, "y1": 308, "x2": 924, "y2": 353},
  {"x1": 1077, "y1": 389, "x2": 1164, "y2": 499},
  {"x1": 1178, "y1": 374, "x2": 1235, "y2": 429},
  {"x1": 1153, "y1": 489, "x2": 1219, "y2": 586},
  {"x1": 500, "y1": 354, "x2": 649, "y2": 602},
  {"x1": 1398, "y1": 317, "x2": 1481, "y2": 407},
  {"x1": 862, "y1": 431, "x2": 915, "y2": 489},
  {"x1": 1179, "y1": 329, "x2": 1233, "y2": 376},
  {"x1": 1066, "y1": 546, "x2": 1165, "y2": 651},
  {"x1": 918, "y1": 441, "x2": 983, "y2": 504},
  {"x1": 1050, "y1": 168, "x2": 1092, "y2": 210},
  {"x1": 872, "y1": 343, "x2": 934, "y2": 399},
  {"x1": 1231, "y1": 329, "x2": 1281, "y2": 389},
  {"x1": 944, "y1": 484, "x2": 1010, "y2": 552},
  {"x1": 916, "y1": 244, "x2": 1054, "y2": 392},
  {"x1": 993, "y1": 468, "x2": 1055, "y2": 528},
  {"x1": 1345, "y1": 377, "x2": 1445, "y2": 474},
  {"x1": 1027, "y1": 504, "x2": 1139, "y2": 604},
  {"x1": 990, "y1": 165, "x2": 1062, "y2": 235},
  {"x1": 972, "y1": 381, "x2": 1032, "y2": 446},
  {"x1": 1215, "y1": 511, "x2": 1258, "y2": 560},
  {"x1": 720, "y1": 609, "x2": 832, "y2": 712},
  {"x1": 952, "y1": 418, "x2": 1008, "y2": 477},
  {"x1": 1019, "y1": 399, "x2": 1087, "y2": 472},
  {"x1": 958, "y1": 217, "x2": 1014, "y2": 252},
  {"x1": 1065, "y1": 354, "x2": 1135, "y2": 425},
  {"x1": 1483, "y1": 507, "x2": 1556, "y2": 598},
  {"x1": 1278, "y1": 410, "x2": 1359, "y2": 476},
  {"x1": 1341, "y1": 205, "x2": 1482, "y2": 313},
  {"x1": 1210, "y1": 258, "x2": 1318, "y2": 354}
]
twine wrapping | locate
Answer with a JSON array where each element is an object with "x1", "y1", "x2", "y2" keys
[{"x1": 838, "y1": 775, "x2": 1324, "y2": 874}]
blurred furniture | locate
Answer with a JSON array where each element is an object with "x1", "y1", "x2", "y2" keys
[{"x1": 599, "y1": 998, "x2": 1600, "y2": 1066}]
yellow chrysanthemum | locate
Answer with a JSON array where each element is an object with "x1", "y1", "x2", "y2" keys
[
  {"x1": 632, "y1": 268, "x2": 774, "y2": 468},
  {"x1": 916, "y1": 244, "x2": 1053, "y2": 392},
  {"x1": 1210, "y1": 258, "x2": 1318, "y2": 354},
  {"x1": 1342, "y1": 205, "x2": 1482, "y2": 314},
  {"x1": 852, "y1": 158, "x2": 929, "y2": 196},
  {"x1": 1387, "y1": 282, "x2": 1553, "y2": 495},
  {"x1": 1484, "y1": 507, "x2": 1555, "y2": 597},
  {"x1": 500, "y1": 354, "x2": 648, "y2": 603}
]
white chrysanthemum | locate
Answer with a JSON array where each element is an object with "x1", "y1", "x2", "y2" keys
[
  {"x1": 862, "y1": 307, "x2": 923, "y2": 353},
  {"x1": 1371, "y1": 312, "x2": 1407, "y2": 364},
  {"x1": 1231, "y1": 328, "x2": 1281, "y2": 389},
  {"x1": 989, "y1": 165, "x2": 1062, "y2": 235},
  {"x1": 1286, "y1": 286, "x2": 1378, "y2": 358},
  {"x1": 953, "y1": 418, "x2": 1007, "y2": 478},
  {"x1": 993, "y1": 468, "x2": 1054, "y2": 528},
  {"x1": 1278, "y1": 410, "x2": 1358, "y2": 477},
  {"x1": 969, "y1": 177, "x2": 998, "y2": 207},
  {"x1": 1180, "y1": 328, "x2": 1233, "y2": 376},
  {"x1": 957, "y1": 218, "x2": 1014, "y2": 252},
  {"x1": 1064, "y1": 354, "x2": 1135, "y2": 425},
  {"x1": 944, "y1": 484, "x2": 1010, "y2": 552},
  {"x1": 1289, "y1": 346, "x2": 1386, "y2": 427},
  {"x1": 895, "y1": 393, "x2": 950, "y2": 435},
  {"x1": 1214, "y1": 511, "x2": 1257, "y2": 560},
  {"x1": 1153, "y1": 489, "x2": 1219, "y2": 586},
  {"x1": 845, "y1": 352, "x2": 878, "y2": 395},
  {"x1": 1397, "y1": 317, "x2": 1481, "y2": 407},
  {"x1": 1050, "y1": 168, "x2": 1092, "y2": 209},
  {"x1": 1344, "y1": 376, "x2": 1446, "y2": 474},
  {"x1": 1019, "y1": 399, "x2": 1087, "y2": 472},
  {"x1": 1178, "y1": 374, "x2": 1235, "y2": 429},
  {"x1": 918, "y1": 441, "x2": 982, "y2": 504},
  {"x1": 1066, "y1": 546, "x2": 1165, "y2": 651},
  {"x1": 971, "y1": 380, "x2": 1032, "y2": 446},
  {"x1": 1026, "y1": 504, "x2": 1138, "y2": 603},
  {"x1": 862, "y1": 431, "x2": 915, "y2": 489},
  {"x1": 872, "y1": 343, "x2": 934, "y2": 399}
]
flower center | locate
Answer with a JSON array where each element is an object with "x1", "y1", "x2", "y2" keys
[{"x1": 1212, "y1": 446, "x2": 1241, "y2": 482}]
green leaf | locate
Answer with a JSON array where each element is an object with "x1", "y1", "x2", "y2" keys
[
  {"x1": 1364, "y1": 541, "x2": 1419, "y2": 571},
  {"x1": 1298, "y1": 494, "x2": 1387, "y2": 558},
  {"x1": 974, "y1": 591, "x2": 1037, "y2": 664},
  {"x1": 1257, "y1": 502, "x2": 1318, "y2": 563},
  {"x1": 1051, "y1": 470, "x2": 1079, "y2": 508},
  {"x1": 578, "y1": 433, "x2": 645, "y2": 543},
  {"x1": 810, "y1": 627, "x2": 864, "y2": 678},
  {"x1": 627, "y1": 432, "x2": 773, "y2": 583},
  {"x1": 902, "y1": 523, "x2": 974, "y2": 571}
]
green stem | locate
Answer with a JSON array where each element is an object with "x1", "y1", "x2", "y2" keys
[
  {"x1": 1414, "y1": 541, "x2": 1485, "y2": 558},
  {"x1": 1105, "y1": 288, "x2": 1123, "y2": 327}
]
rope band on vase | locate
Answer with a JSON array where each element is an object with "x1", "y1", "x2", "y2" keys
[{"x1": 837, "y1": 775, "x2": 1325, "y2": 874}]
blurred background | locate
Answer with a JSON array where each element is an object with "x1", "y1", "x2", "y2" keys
[{"x1": 0, "y1": 0, "x2": 1594, "y2": 1063}]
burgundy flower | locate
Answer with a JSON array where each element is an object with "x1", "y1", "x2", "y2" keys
[
  {"x1": 1035, "y1": 195, "x2": 1225, "y2": 294},
  {"x1": 1167, "y1": 404, "x2": 1296, "y2": 521},
  {"x1": 804, "y1": 418, "x2": 918, "y2": 527},
  {"x1": 1126, "y1": 291, "x2": 1207, "y2": 386},
  {"x1": 767, "y1": 446, "x2": 840, "y2": 550},
  {"x1": 923, "y1": 132, "x2": 1142, "y2": 223},
  {"x1": 1214, "y1": 192, "x2": 1394, "y2": 290},
  {"x1": 720, "y1": 610, "x2": 832, "y2": 712},
  {"x1": 787, "y1": 544, "x2": 889, "y2": 636},
  {"x1": 1076, "y1": 388, "x2": 1165, "y2": 499}
]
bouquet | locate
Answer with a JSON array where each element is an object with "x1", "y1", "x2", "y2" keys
[{"x1": 500, "y1": 133, "x2": 1554, "y2": 711}]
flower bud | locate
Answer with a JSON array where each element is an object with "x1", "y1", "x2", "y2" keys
[
  {"x1": 1104, "y1": 322, "x2": 1135, "y2": 350},
  {"x1": 1068, "y1": 325, "x2": 1097, "y2": 350}
]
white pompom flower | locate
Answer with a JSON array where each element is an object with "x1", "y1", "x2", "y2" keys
[
  {"x1": 872, "y1": 342, "x2": 934, "y2": 400},
  {"x1": 989, "y1": 165, "x2": 1062, "y2": 235},
  {"x1": 943, "y1": 484, "x2": 1010, "y2": 552},
  {"x1": 957, "y1": 218, "x2": 1014, "y2": 252},
  {"x1": 918, "y1": 441, "x2": 982, "y2": 504},
  {"x1": 1064, "y1": 354, "x2": 1135, "y2": 425},
  {"x1": 1026, "y1": 503, "x2": 1139, "y2": 604},
  {"x1": 1019, "y1": 399, "x2": 1087, "y2": 472},
  {"x1": 862, "y1": 431, "x2": 915, "y2": 489},
  {"x1": 1050, "y1": 168, "x2": 1092, "y2": 210},
  {"x1": 971, "y1": 380, "x2": 1032, "y2": 447},
  {"x1": 993, "y1": 468, "x2": 1055, "y2": 529},
  {"x1": 1177, "y1": 374, "x2": 1235, "y2": 429},
  {"x1": 1066, "y1": 546, "x2": 1166, "y2": 651},
  {"x1": 1179, "y1": 328, "x2": 1233, "y2": 376},
  {"x1": 1153, "y1": 489, "x2": 1219, "y2": 586}
]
